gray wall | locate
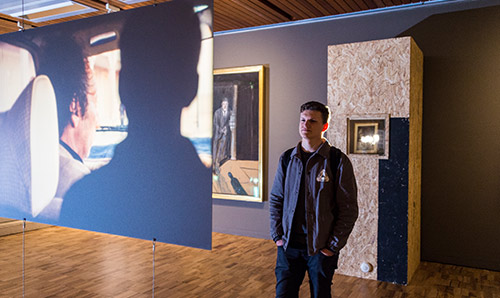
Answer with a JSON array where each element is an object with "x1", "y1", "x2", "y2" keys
[
  {"x1": 402, "y1": 6, "x2": 500, "y2": 271},
  {"x1": 213, "y1": 0, "x2": 500, "y2": 270}
]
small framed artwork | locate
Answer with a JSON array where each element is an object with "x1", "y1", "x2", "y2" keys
[
  {"x1": 212, "y1": 65, "x2": 266, "y2": 202},
  {"x1": 354, "y1": 122, "x2": 379, "y2": 154},
  {"x1": 347, "y1": 115, "x2": 389, "y2": 158}
]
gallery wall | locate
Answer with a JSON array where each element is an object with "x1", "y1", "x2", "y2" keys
[
  {"x1": 213, "y1": 0, "x2": 500, "y2": 272},
  {"x1": 401, "y1": 6, "x2": 500, "y2": 271}
]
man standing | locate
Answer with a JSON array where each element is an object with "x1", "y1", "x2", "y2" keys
[{"x1": 270, "y1": 101, "x2": 358, "y2": 297}]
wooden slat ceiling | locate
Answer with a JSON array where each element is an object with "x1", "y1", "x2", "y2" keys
[{"x1": 0, "y1": 0, "x2": 429, "y2": 35}]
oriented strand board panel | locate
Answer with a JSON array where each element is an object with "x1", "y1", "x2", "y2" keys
[
  {"x1": 408, "y1": 39, "x2": 423, "y2": 283},
  {"x1": 327, "y1": 37, "x2": 422, "y2": 282}
]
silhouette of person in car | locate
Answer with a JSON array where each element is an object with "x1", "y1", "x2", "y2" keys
[{"x1": 60, "y1": 2, "x2": 212, "y2": 247}]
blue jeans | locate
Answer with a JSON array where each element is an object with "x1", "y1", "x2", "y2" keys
[{"x1": 275, "y1": 246, "x2": 338, "y2": 298}]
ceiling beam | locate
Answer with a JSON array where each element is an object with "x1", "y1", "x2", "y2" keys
[
  {"x1": 315, "y1": 0, "x2": 345, "y2": 14},
  {"x1": 36, "y1": 11, "x2": 104, "y2": 26},
  {"x1": 72, "y1": 0, "x2": 107, "y2": 11},
  {"x1": 216, "y1": 0, "x2": 269, "y2": 27},
  {"x1": 0, "y1": 12, "x2": 38, "y2": 33},
  {"x1": 306, "y1": 0, "x2": 335, "y2": 15},
  {"x1": 0, "y1": 0, "x2": 432, "y2": 35},
  {"x1": 247, "y1": 0, "x2": 292, "y2": 22},
  {"x1": 268, "y1": 0, "x2": 308, "y2": 20}
]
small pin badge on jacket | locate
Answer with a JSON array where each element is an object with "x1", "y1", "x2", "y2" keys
[{"x1": 316, "y1": 169, "x2": 329, "y2": 183}]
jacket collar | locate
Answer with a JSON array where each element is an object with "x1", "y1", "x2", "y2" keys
[
  {"x1": 60, "y1": 140, "x2": 84, "y2": 163},
  {"x1": 292, "y1": 139, "x2": 331, "y2": 159}
]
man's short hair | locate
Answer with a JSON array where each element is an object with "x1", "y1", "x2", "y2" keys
[
  {"x1": 37, "y1": 34, "x2": 90, "y2": 137},
  {"x1": 300, "y1": 101, "x2": 330, "y2": 124}
]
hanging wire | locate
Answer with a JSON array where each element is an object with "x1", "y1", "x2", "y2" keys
[
  {"x1": 152, "y1": 238, "x2": 156, "y2": 298},
  {"x1": 21, "y1": 0, "x2": 25, "y2": 31},
  {"x1": 22, "y1": 218, "x2": 26, "y2": 298}
]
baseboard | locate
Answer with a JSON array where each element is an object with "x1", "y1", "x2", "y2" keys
[
  {"x1": 213, "y1": 226, "x2": 270, "y2": 240},
  {"x1": 423, "y1": 255, "x2": 500, "y2": 272}
]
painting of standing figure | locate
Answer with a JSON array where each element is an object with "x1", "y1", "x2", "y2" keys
[
  {"x1": 213, "y1": 97, "x2": 232, "y2": 176},
  {"x1": 212, "y1": 65, "x2": 265, "y2": 202}
]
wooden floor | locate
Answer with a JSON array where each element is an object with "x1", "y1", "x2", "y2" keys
[{"x1": 0, "y1": 226, "x2": 499, "y2": 297}]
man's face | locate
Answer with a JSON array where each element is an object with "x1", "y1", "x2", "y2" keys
[
  {"x1": 77, "y1": 78, "x2": 98, "y2": 159},
  {"x1": 221, "y1": 100, "x2": 228, "y2": 111},
  {"x1": 299, "y1": 110, "x2": 327, "y2": 141}
]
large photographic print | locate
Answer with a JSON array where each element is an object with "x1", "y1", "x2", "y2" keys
[
  {"x1": 0, "y1": 1, "x2": 213, "y2": 249},
  {"x1": 212, "y1": 65, "x2": 265, "y2": 202}
]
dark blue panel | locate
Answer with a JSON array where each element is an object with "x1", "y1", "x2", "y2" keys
[{"x1": 378, "y1": 118, "x2": 409, "y2": 284}]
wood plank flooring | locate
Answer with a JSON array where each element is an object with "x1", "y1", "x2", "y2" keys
[{"x1": 0, "y1": 226, "x2": 499, "y2": 297}]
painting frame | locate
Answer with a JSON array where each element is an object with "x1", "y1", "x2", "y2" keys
[
  {"x1": 347, "y1": 115, "x2": 389, "y2": 158},
  {"x1": 353, "y1": 123, "x2": 379, "y2": 154},
  {"x1": 212, "y1": 65, "x2": 265, "y2": 202}
]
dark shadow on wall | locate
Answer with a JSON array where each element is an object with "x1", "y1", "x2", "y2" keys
[{"x1": 399, "y1": 5, "x2": 500, "y2": 271}]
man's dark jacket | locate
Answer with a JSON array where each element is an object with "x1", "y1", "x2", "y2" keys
[{"x1": 270, "y1": 140, "x2": 358, "y2": 256}]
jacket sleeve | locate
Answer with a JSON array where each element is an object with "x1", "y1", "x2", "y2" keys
[
  {"x1": 269, "y1": 153, "x2": 287, "y2": 242},
  {"x1": 328, "y1": 153, "x2": 358, "y2": 253}
]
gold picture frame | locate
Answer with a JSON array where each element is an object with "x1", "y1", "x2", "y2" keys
[
  {"x1": 353, "y1": 123, "x2": 379, "y2": 154},
  {"x1": 212, "y1": 65, "x2": 265, "y2": 202}
]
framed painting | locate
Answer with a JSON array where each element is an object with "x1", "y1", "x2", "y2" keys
[
  {"x1": 212, "y1": 65, "x2": 265, "y2": 202},
  {"x1": 347, "y1": 115, "x2": 389, "y2": 158},
  {"x1": 354, "y1": 123, "x2": 379, "y2": 153}
]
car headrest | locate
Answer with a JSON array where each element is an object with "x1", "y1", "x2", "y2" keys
[{"x1": 0, "y1": 75, "x2": 59, "y2": 217}]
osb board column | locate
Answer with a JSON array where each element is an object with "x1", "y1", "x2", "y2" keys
[
  {"x1": 327, "y1": 36, "x2": 422, "y2": 281},
  {"x1": 408, "y1": 39, "x2": 423, "y2": 283}
]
